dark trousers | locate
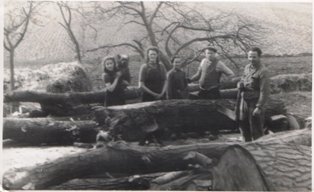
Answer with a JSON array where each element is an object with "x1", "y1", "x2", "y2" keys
[
  {"x1": 239, "y1": 100, "x2": 265, "y2": 142},
  {"x1": 198, "y1": 87, "x2": 220, "y2": 99}
]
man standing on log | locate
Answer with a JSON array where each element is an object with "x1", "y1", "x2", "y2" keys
[
  {"x1": 189, "y1": 46, "x2": 235, "y2": 99},
  {"x1": 237, "y1": 47, "x2": 270, "y2": 142}
]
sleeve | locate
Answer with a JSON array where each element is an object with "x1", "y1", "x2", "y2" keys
[
  {"x1": 190, "y1": 59, "x2": 204, "y2": 81},
  {"x1": 256, "y1": 68, "x2": 270, "y2": 108},
  {"x1": 199, "y1": 59, "x2": 206, "y2": 70},
  {"x1": 139, "y1": 64, "x2": 147, "y2": 83},
  {"x1": 218, "y1": 61, "x2": 234, "y2": 77}
]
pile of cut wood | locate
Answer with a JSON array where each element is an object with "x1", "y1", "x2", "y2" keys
[{"x1": 3, "y1": 65, "x2": 311, "y2": 190}]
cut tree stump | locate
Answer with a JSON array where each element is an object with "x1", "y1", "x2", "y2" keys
[
  {"x1": 212, "y1": 145, "x2": 269, "y2": 191},
  {"x1": 3, "y1": 129, "x2": 311, "y2": 191},
  {"x1": 3, "y1": 118, "x2": 99, "y2": 144}
]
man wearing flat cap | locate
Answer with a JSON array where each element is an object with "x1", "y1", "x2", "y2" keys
[{"x1": 189, "y1": 46, "x2": 235, "y2": 99}]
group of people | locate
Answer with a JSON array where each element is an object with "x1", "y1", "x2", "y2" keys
[{"x1": 101, "y1": 45, "x2": 270, "y2": 142}]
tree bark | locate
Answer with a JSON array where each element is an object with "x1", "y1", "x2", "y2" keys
[
  {"x1": 9, "y1": 49, "x2": 15, "y2": 91},
  {"x1": 94, "y1": 99, "x2": 286, "y2": 141},
  {"x1": 3, "y1": 86, "x2": 143, "y2": 104},
  {"x1": 50, "y1": 172, "x2": 170, "y2": 190},
  {"x1": 3, "y1": 99, "x2": 286, "y2": 144},
  {"x1": 3, "y1": 118, "x2": 99, "y2": 145},
  {"x1": 3, "y1": 129, "x2": 311, "y2": 191}
]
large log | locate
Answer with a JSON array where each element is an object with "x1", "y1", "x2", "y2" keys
[
  {"x1": 3, "y1": 129, "x2": 311, "y2": 191},
  {"x1": 3, "y1": 99, "x2": 286, "y2": 145},
  {"x1": 3, "y1": 118, "x2": 99, "y2": 145},
  {"x1": 50, "y1": 172, "x2": 167, "y2": 190},
  {"x1": 3, "y1": 85, "x2": 203, "y2": 104},
  {"x1": 94, "y1": 99, "x2": 286, "y2": 141},
  {"x1": 5, "y1": 72, "x2": 310, "y2": 104}
]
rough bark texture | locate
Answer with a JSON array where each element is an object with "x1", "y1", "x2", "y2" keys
[
  {"x1": 3, "y1": 118, "x2": 99, "y2": 144},
  {"x1": 94, "y1": 99, "x2": 286, "y2": 141},
  {"x1": 3, "y1": 129, "x2": 311, "y2": 191},
  {"x1": 3, "y1": 99, "x2": 286, "y2": 145},
  {"x1": 50, "y1": 172, "x2": 166, "y2": 190}
]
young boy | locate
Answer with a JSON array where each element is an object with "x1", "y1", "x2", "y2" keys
[{"x1": 166, "y1": 55, "x2": 189, "y2": 99}]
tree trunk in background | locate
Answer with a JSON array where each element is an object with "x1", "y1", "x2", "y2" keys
[
  {"x1": 9, "y1": 49, "x2": 15, "y2": 91},
  {"x1": 9, "y1": 49, "x2": 19, "y2": 113},
  {"x1": 3, "y1": 129, "x2": 311, "y2": 191},
  {"x1": 3, "y1": 118, "x2": 99, "y2": 144}
]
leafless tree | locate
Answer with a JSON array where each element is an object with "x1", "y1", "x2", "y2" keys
[
  {"x1": 86, "y1": 2, "x2": 265, "y2": 69},
  {"x1": 56, "y1": 1, "x2": 83, "y2": 63},
  {"x1": 4, "y1": 1, "x2": 35, "y2": 91}
]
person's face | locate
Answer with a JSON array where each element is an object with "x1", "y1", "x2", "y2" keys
[
  {"x1": 148, "y1": 50, "x2": 158, "y2": 62},
  {"x1": 248, "y1": 51, "x2": 260, "y2": 67},
  {"x1": 205, "y1": 49, "x2": 216, "y2": 61},
  {"x1": 173, "y1": 58, "x2": 182, "y2": 70},
  {"x1": 105, "y1": 59, "x2": 115, "y2": 71}
]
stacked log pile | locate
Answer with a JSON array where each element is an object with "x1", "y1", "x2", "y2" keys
[{"x1": 3, "y1": 65, "x2": 311, "y2": 190}]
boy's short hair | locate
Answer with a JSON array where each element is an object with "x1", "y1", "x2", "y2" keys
[
  {"x1": 204, "y1": 46, "x2": 217, "y2": 53},
  {"x1": 249, "y1": 47, "x2": 262, "y2": 57},
  {"x1": 171, "y1": 55, "x2": 181, "y2": 63}
]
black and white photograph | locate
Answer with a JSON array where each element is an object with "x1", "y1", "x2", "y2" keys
[{"x1": 2, "y1": 0, "x2": 312, "y2": 191}]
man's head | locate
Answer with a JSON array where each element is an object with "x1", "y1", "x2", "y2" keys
[
  {"x1": 171, "y1": 55, "x2": 182, "y2": 70},
  {"x1": 204, "y1": 47, "x2": 217, "y2": 61},
  {"x1": 248, "y1": 47, "x2": 262, "y2": 68}
]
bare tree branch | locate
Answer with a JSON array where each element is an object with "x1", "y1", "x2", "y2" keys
[
  {"x1": 148, "y1": 2, "x2": 163, "y2": 25},
  {"x1": 87, "y1": 43, "x2": 144, "y2": 58},
  {"x1": 57, "y1": 2, "x2": 82, "y2": 63}
]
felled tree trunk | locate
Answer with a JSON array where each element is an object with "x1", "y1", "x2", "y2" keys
[
  {"x1": 94, "y1": 99, "x2": 286, "y2": 141},
  {"x1": 3, "y1": 99, "x2": 286, "y2": 145},
  {"x1": 50, "y1": 172, "x2": 167, "y2": 190},
  {"x1": 3, "y1": 87, "x2": 138, "y2": 104},
  {"x1": 3, "y1": 118, "x2": 99, "y2": 144},
  {"x1": 3, "y1": 129, "x2": 311, "y2": 191}
]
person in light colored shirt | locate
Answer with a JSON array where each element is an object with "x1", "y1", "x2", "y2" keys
[
  {"x1": 189, "y1": 46, "x2": 235, "y2": 99},
  {"x1": 237, "y1": 47, "x2": 270, "y2": 142}
]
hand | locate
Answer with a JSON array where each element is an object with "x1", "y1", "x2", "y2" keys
[
  {"x1": 155, "y1": 93, "x2": 164, "y2": 99},
  {"x1": 186, "y1": 78, "x2": 192, "y2": 84},
  {"x1": 237, "y1": 82, "x2": 244, "y2": 90},
  {"x1": 116, "y1": 71, "x2": 122, "y2": 77},
  {"x1": 252, "y1": 107, "x2": 261, "y2": 116}
]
